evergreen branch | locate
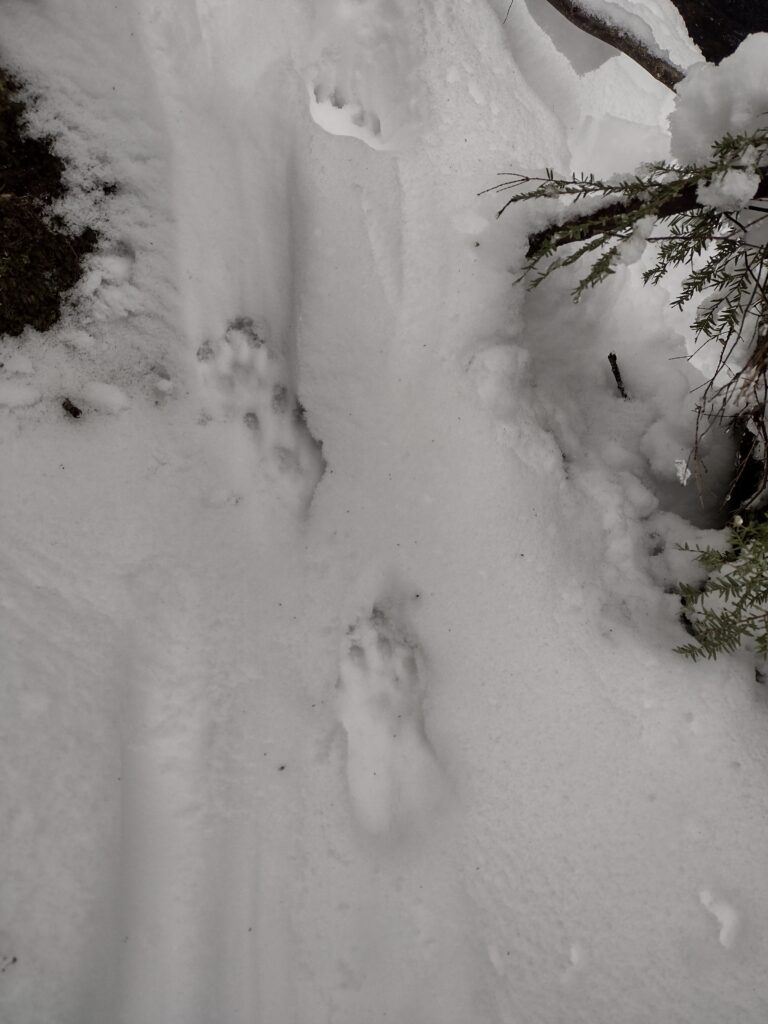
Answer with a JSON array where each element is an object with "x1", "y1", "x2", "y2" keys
[
  {"x1": 525, "y1": 174, "x2": 768, "y2": 261},
  {"x1": 484, "y1": 126, "x2": 768, "y2": 663},
  {"x1": 676, "y1": 517, "x2": 768, "y2": 661}
]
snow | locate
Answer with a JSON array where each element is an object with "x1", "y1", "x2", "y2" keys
[
  {"x1": 3, "y1": 353, "x2": 34, "y2": 376},
  {"x1": 2, "y1": 2, "x2": 768, "y2": 1023},
  {"x1": 670, "y1": 33, "x2": 768, "y2": 164},
  {"x1": 500, "y1": 0, "x2": 676, "y2": 174},
  {"x1": 618, "y1": 213, "x2": 657, "y2": 264},
  {"x1": 0, "y1": 381, "x2": 41, "y2": 408},
  {"x1": 81, "y1": 381, "x2": 131, "y2": 414},
  {"x1": 696, "y1": 167, "x2": 761, "y2": 210}
]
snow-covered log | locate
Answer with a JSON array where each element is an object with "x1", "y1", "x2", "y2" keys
[
  {"x1": 540, "y1": 0, "x2": 768, "y2": 89},
  {"x1": 539, "y1": 0, "x2": 685, "y2": 88}
]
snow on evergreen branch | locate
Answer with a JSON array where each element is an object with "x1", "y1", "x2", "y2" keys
[{"x1": 676, "y1": 518, "x2": 768, "y2": 661}]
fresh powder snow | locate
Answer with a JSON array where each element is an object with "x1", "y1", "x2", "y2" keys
[{"x1": 1, "y1": 2, "x2": 768, "y2": 1023}]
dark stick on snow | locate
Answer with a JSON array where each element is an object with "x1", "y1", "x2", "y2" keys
[
  {"x1": 608, "y1": 352, "x2": 629, "y2": 399},
  {"x1": 62, "y1": 397, "x2": 82, "y2": 418}
]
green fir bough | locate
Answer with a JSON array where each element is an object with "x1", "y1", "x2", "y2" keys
[
  {"x1": 487, "y1": 127, "x2": 768, "y2": 661},
  {"x1": 676, "y1": 517, "x2": 768, "y2": 661},
  {"x1": 485, "y1": 129, "x2": 768, "y2": 426}
]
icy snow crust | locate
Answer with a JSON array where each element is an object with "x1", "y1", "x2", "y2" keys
[{"x1": 1, "y1": 2, "x2": 768, "y2": 1023}]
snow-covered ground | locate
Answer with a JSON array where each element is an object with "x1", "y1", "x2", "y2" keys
[{"x1": 2, "y1": 1, "x2": 768, "y2": 1022}]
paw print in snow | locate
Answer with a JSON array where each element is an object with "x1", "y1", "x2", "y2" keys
[
  {"x1": 306, "y1": 0, "x2": 426, "y2": 150},
  {"x1": 196, "y1": 318, "x2": 325, "y2": 511},
  {"x1": 0, "y1": 954, "x2": 17, "y2": 974},
  {"x1": 81, "y1": 240, "x2": 141, "y2": 320},
  {"x1": 337, "y1": 608, "x2": 444, "y2": 834},
  {"x1": 311, "y1": 80, "x2": 383, "y2": 144}
]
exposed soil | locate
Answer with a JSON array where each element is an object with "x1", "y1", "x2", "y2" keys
[{"x1": 0, "y1": 69, "x2": 97, "y2": 338}]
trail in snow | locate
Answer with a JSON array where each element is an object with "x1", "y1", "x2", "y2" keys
[
  {"x1": 3, "y1": 1, "x2": 768, "y2": 1023},
  {"x1": 120, "y1": 2, "x2": 482, "y2": 1021}
]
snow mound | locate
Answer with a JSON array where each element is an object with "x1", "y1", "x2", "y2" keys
[
  {"x1": 670, "y1": 33, "x2": 768, "y2": 163},
  {"x1": 0, "y1": 382, "x2": 41, "y2": 408},
  {"x1": 696, "y1": 167, "x2": 761, "y2": 210},
  {"x1": 81, "y1": 381, "x2": 130, "y2": 414}
]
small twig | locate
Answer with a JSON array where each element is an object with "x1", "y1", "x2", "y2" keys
[
  {"x1": 608, "y1": 352, "x2": 629, "y2": 399},
  {"x1": 62, "y1": 397, "x2": 82, "y2": 418}
]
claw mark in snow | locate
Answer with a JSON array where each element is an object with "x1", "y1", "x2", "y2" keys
[
  {"x1": 305, "y1": 0, "x2": 426, "y2": 150},
  {"x1": 196, "y1": 318, "x2": 325, "y2": 511},
  {"x1": 337, "y1": 607, "x2": 445, "y2": 835}
]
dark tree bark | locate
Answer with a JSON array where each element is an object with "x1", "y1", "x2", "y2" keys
[
  {"x1": 540, "y1": 0, "x2": 768, "y2": 90},
  {"x1": 539, "y1": 0, "x2": 684, "y2": 88},
  {"x1": 671, "y1": 0, "x2": 768, "y2": 64}
]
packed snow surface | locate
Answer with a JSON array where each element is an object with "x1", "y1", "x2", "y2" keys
[{"x1": 1, "y1": 2, "x2": 768, "y2": 1023}]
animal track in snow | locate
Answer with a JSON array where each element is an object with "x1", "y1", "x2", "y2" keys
[
  {"x1": 196, "y1": 317, "x2": 325, "y2": 510},
  {"x1": 306, "y1": 0, "x2": 426, "y2": 150},
  {"x1": 81, "y1": 240, "x2": 142, "y2": 320},
  {"x1": 337, "y1": 608, "x2": 444, "y2": 835}
]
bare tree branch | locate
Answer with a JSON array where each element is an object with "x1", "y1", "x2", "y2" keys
[{"x1": 540, "y1": 0, "x2": 684, "y2": 89}]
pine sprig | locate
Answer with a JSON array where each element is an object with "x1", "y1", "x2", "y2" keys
[
  {"x1": 486, "y1": 128, "x2": 768, "y2": 664},
  {"x1": 485, "y1": 127, "x2": 768, "y2": 303},
  {"x1": 486, "y1": 126, "x2": 768, "y2": 507},
  {"x1": 676, "y1": 517, "x2": 768, "y2": 661}
]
